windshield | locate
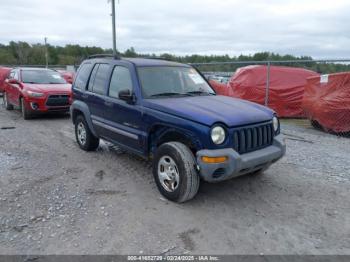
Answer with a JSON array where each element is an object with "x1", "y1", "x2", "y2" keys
[
  {"x1": 138, "y1": 66, "x2": 215, "y2": 98},
  {"x1": 21, "y1": 70, "x2": 67, "y2": 84}
]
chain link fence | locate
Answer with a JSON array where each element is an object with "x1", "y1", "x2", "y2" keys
[
  {"x1": 2, "y1": 59, "x2": 350, "y2": 136},
  {"x1": 193, "y1": 59, "x2": 350, "y2": 137}
]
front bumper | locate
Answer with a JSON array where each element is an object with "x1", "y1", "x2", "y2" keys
[
  {"x1": 196, "y1": 134, "x2": 286, "y2": 182},
  {"x1": 23, "y1": 96, "x2": 71, "y2": 113}
]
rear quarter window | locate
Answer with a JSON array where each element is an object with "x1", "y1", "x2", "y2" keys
[
  {"x1": 89, "y1": 64, "x2": 110, "y2": 95},
  {"x1": 74, "y1": 63, "x2": 93, "y2": 90}
]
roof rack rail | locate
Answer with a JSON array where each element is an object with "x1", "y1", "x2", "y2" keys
[
  {"x1": 137, "y1": 56, "x2": 168, "y2": 61},
  {"x1": 88, "y1": 54, "x2": 120, "y2": 59}
]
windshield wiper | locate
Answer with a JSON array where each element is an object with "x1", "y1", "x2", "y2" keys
[
  {"x1": 186, "y1": 91, "x2": 216, "y2": 96},
  {"x1": 150, "y1": 92, "x2": 189, "y2": 98}
]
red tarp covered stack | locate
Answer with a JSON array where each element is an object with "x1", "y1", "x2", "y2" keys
[
  {"x1": 220, "y1": 65, "x2": 319, "y2": 118},
  {"x1": 0, "y1": 67, "x2": 11, "y2": 93},
  {"x1": 303, "y1": 72, "x2": 350, "y2": 134}
]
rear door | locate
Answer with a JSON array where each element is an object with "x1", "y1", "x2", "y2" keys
[
  {"x1": 84, "y1": 63, "x2": 112, "y2": 137},
  {"x1": 86, "y1": 63, "x2": 110, "y2": 117}
]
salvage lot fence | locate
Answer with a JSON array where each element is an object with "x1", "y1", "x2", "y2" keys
[
  {"x1": 2, "y1": 59, "x2": 350, "y2": 136},
  {"x1": 192, "y1": 59, "x2": 350, "y2": 106},
  {"x1": 193, "y1": 59, "x2": 350, "y2": 137}
]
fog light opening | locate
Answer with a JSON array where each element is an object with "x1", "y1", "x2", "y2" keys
[{"x1": 30, "y1": 102, "x2": 39, "y2": 110}]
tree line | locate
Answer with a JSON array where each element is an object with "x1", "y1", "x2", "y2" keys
[{"x1": 0, "y1": 41, "x2": 349, "y2": 74}]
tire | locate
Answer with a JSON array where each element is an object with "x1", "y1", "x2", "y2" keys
[
  {"x1": 20, "y1": 98, "x2": 32, "y2": 120},
  {"x1": 75, "y1": 115, "x2": 99, "y2": 151},
  {"x1": 311, "y1": 120, "x2": 323, "y2": 131},
  {"x1": 3, "y1": 92, "x2": 14, "y2": 110},
  {"x1": 153, "y1": 142, "x2": 200, "y2": 203}
]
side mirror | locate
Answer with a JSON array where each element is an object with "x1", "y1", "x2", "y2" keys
[
  {"x1": 7, "y1": 79, "x2": 23, "y2": 88},
  {"x1": 118, "y1": 89, "x2": 134, "y2": 104}
]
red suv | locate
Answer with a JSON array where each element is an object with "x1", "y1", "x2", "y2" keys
[{"x1": 3, "y1": 68, "x2": 72, "y2": 119}]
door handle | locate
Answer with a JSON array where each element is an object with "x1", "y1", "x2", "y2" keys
[{"x1": 104, "y1": 101, "x2": 113, "y2": 107}]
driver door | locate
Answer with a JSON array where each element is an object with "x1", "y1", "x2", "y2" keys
[{"x1": 102, "y1": 65, "x2": 144, "y2": 154}]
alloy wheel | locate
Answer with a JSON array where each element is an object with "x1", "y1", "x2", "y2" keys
[
  {"x1": 77, "y1": 122, "x2": 87, "y2": 145},
  {"x1": 157, "y1": 155, "x2": 180, "y2": 192}
]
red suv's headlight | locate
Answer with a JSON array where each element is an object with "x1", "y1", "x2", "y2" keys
[{"x1": 27, "y1": 91, "x2": 45, "y2": 98}]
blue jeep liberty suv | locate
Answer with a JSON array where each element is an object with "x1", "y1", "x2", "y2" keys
[{"x1": 71, "y1": 55, "x2": 286, "y2": 203}]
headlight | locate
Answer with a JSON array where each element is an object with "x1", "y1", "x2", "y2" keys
[
  {"x1": 273, "y1": 116, "x2": 279, "y2": 133},
  {"x1": 27, "y1": 91, "x2": 44, "y2": 98},
  {"x1": 211, "y1": 126, "x2": 226, "y2": 145}
]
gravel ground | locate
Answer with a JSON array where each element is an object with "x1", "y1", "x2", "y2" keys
[{"x1": 0, "y1": 100, "x2": 349, "y2": 255}]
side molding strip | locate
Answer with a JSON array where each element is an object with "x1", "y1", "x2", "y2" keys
[{"x1": 92, "y1": 119, "x2": 138, "y2": 140}]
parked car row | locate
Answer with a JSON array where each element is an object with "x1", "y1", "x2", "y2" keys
[
  {"x1": 1, "y1": 57, "x2": 286, "y2": 202},
  {"x1": 1, "y1": 67, "x2": 73, "y2": 119}
]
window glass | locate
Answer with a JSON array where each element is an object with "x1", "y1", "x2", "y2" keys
[
  {"x1": 87, "y1": 64, "x2": 99, "y2": 92},
  {"x1": 91, "y1": 64, "x2": 110, "y2": 95},
  {"x1": 13, "y1": 71, "x2": 19, "y2": 80},
  {"x1": 8, "y1": 71, "x2": 15, "y2": 79},
  {"x1": 137, "y1": 66, "x2": 215, "y2": 98},
  {"x1": 21, "y1": 70, "x2": 65, "y2": 84},
  {"x1": 75, "y1": 63, "x2": 93, "y2": 90},
  {"x1": 109, "y1": 66, "x2": 133, "y2": 99}
]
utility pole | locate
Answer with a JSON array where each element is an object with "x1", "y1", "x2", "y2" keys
[
  {"x1": 44, "y1": 37, "x2": 48, "y2": 68},
  {"x1": 111, "y1": 0, "x2": 117, "y2": 57}
]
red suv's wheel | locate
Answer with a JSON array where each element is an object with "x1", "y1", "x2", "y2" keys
[{"x1": 20, "y1": 98, "x2": 32, "y2": 120}]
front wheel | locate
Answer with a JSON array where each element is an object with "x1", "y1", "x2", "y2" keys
[
  {"x1": 3, "y1": 92, "x2": 14, "y2": 110},
  {"x1": 21, "y1": 98, "x2": 32, "y2": 120},
  {"x1": 153, "y1": 142, "x2": 200, "y2": 203},
  {"x1": 75, "y1": 115, "x2": 99, "y2": 151}
]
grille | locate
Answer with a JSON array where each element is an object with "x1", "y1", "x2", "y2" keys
[
  {"x1": 232, "y1": 122, "x2": 274, "y2": 154},
  {"x1": 46, "y1": 95, "x2": 70, "y2": 107}
]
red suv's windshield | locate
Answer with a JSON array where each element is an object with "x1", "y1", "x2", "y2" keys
[{"x1": 21, "y1": 70, "x2": 67, "y2": 84}]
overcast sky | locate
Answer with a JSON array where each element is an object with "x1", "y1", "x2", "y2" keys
[{"x1": 0, "y1": 0, "x2": 349, "y2": 58}]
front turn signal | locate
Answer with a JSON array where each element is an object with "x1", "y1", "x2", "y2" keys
[{"x1": 201, "y1": 156, "x2": 228, "y2": 164}]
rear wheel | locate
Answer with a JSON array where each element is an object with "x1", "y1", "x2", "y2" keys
[
  {"x1": 153, "y1": 142, "x2": 200, "y2": 203},
  {"x1": 75, "y1": 115, "x2": 99, "y2": 151},
  {"x1": 3, "y1": 92, "x2": 14, "y2": 110},
  {"x1": 20, "y1": 98, "x2": 32, "y2": 120},
  {"x1": 311, "y1": 120, "x2": 323, "y2": 131}
]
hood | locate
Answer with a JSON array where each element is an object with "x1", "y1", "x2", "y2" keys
[
  {"x1": 143, "y1": 95, "x2": 274, "y2": 127},
  {"x1": 24, "y1": 83, "x2": 72, "y2": 94}
]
